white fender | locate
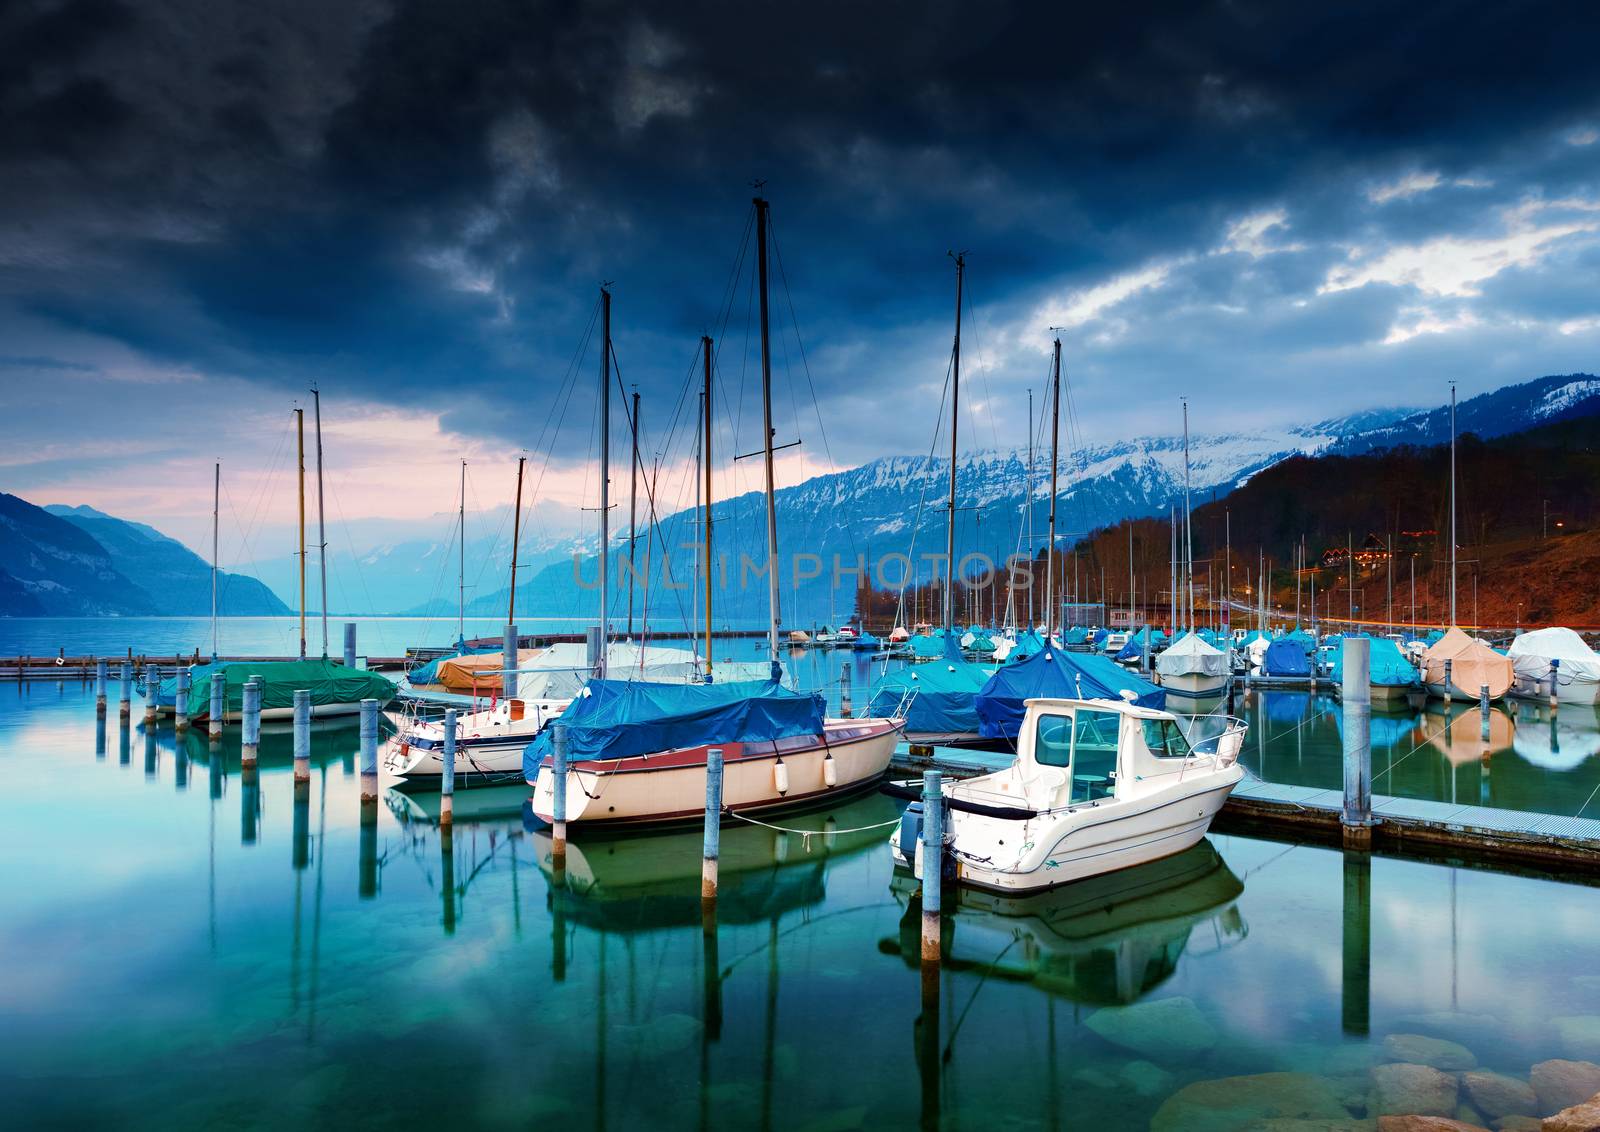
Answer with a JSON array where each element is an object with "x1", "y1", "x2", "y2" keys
[
  {"x1": 774, "y1": 758, "x2": 789, "y2": 796},
  {"x1": 822, "y1": 753, "x2": 837, "y2": 787}
]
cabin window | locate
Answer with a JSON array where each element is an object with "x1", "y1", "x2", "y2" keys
[
  {"x1": 1069, "y1": 710, "x2": 1120, "y2": 802},
  {"x1": 1034, "y1": 714, "x2": 1073, "y2": 767},
  {"x1": 1141, "y1": 718, "x2": 1192, "y2": 759}
]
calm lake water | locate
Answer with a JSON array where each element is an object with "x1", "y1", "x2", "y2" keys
[{"x1": 4, "y1": 681, "x2": 1600, "y2": 1129}]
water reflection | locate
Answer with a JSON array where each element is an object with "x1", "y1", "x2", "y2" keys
[
  {"x1": 1244, "y1": 688, "x2": 1600, "y2": 813},
  {"x1": 884, "y1": 840, "x2": 1247, "y2": 1006}
]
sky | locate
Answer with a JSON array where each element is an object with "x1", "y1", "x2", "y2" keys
[{"x1": 3, "y1": 0, "x2": 1600, "y2": 557}]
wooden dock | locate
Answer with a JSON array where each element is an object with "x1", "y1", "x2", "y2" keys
[{"x1": 889, "y1": 742, "x2": 1600, "y2": 872}]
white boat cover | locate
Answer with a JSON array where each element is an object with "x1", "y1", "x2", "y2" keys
[
  {"x1": 1507, "y1": 627, "x2": 1600, "y2": 684},
  {"x1": 1420, "y1": 627, "x2": 1513, "y2": 698},
  {"x1": 1156, "y1": 632, "x2": 1229, "y2": 678},
  {"x1": 513, "y1": 643, "x2": 772, "y2": 700},
  {"x1": 1513, "y1": 716, "x2": 1600, "y2": 770}
]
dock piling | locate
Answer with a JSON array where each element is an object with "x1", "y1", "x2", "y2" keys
[
  {"x1": 1479, "y1": 683, "x2": 1490, "y2": 720},
  {"x1": 119, "y1": 660, "x2": 131, "y2": 718},
  {"x1": 1340, "y1": 636, "x2": 1373, "y2": 849},
  {"x1": 503, "y1": 624, "x2": 518, "y2": 699},
  {"x1": 344, "y1": 621, "x2": 357, "y2": 668},
  {"x1": 551, "y1": 723, "x2": 569, "y2": 865},
  {"x1": 920, "y1": 770, "x2": 944, "y2": 962},
  {"x1": 359, "y1": 698, "x2": 379, "y2": 802},
  {"x1": 174, "y1": 667, "x2": 191, "y2": 733},
  {"x1": 95, "y1": 713, "x2": 106, "y2": 760},
  {"x1": 94, "y1": 658, "x2": 107, "y2": 714},
  {"x1": 242, "y1": 676, "x2": 262, "y2": 765},
  {"x1": 1550, "y1": 659, "x2": 1560, "y2": 710},
  {"x1": 440, "y1": 708, "x2": 456, "y2": 827},
  {"x1": 208, "y1": 673, "x2": 224, "y2": 741},
  {"x1": 144, "y1": 663, "x2": 159, "y2": 724},
  {"x1": 1444, "y1": 658, "x2": 1453, "y2": 699},
  {"x1": 702, "y1": 747, "x2": 724, "y2": 910},
  {"x1": 293, "y1": 688, "x2": 310, "y2": 781}
]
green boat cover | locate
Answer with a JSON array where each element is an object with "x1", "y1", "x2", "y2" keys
[{"x1": 187, "y1": 658, "x2": 397, "y2": 717}]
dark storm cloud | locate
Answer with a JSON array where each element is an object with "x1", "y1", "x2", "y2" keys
[{"x1": 3, "y1": 0, "x2": 1600, "y2": 472}]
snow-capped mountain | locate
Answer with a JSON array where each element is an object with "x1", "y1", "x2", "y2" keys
[{"x1": 1330, "y1": 373, "x2": 1600, "y2": 453}]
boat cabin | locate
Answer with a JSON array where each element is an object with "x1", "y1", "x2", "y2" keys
[{"x1": 958, "y1": 697, "x2": 1220, "y2": 814}]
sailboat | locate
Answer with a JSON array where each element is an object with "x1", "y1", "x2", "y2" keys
[
  {"x1": 1419, "y1": 384, "x2": 1512, "y2": 701},
  {"x1": 189, "y1": 400, "x2": 397, "y2": 723},
  {"x1": 524, "y1": 208, "x2": 901, "y2": 825},
  {"x1": 1154, "y1": 401, "x2": 1230, "y2": 705}
]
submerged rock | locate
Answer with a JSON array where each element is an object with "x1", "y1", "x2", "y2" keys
[
  {"x1": 1490, "y1": 1118, "x2": 1542, "y2": 1132},
  {"x1": 1240, "y1": 1120, "x2": 1375, "y2": 1130},
  {"x1": 1554, "y1": 1018, "x2": 1600, "y2": 1063},
  {"x1": 1374, "y1": 1118, "x2": 1487, "y2": 1131},
  {"x1": 1382, "y1": 1034, "x2": 1478, "y2": 1072},
  {"x1": 1118, "y1": 1059, "x2": 1175, "y2": 1098},
  {"x1": 1370, "y1": 1063, "x2": 1459, "y2": 1117},
  {"x1": 1458, "y1": 1071, "x2": 1536, "y2": 1120},
  {"x1": 1084, "y1": 996, "x2": 1218, "y2": 1060},
  {"x1": 1531, "y1": 1061, "x2": 1600, "y2": 1116},
  {"x1": 1151, "y1": 1072, "x2": 1348, "y2": 1132},
  {"x1": 1541, "y1": 1091, "x2": 1600, "y2": 1132}
]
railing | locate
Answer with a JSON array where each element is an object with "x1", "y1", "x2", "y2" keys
[{"x1": 1178, "y1": 714, "x2": 1249, "y2": 765}]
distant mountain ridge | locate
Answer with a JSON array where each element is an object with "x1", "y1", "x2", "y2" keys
[
  {"x1": 1331, "y1": 373, "x2": 1600, "y2": 453},
  {"x1": 0, "y1": 495, "x2": 289, "y2": 616}
]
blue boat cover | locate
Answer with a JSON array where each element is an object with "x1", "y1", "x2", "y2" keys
[
  {"x1": 1262, "y1": 638, "x2": 1311, "y2": 677},
  {"x1": 1115, "y1": 628, "x2": 1162, "y2": 662},
  {"x1": 909, "y1": 635, "x2": 945, "y2": 659},
  {"x1": 522, "y1": 678, "x2": 824, "y2": 776},
  {"x1": 1062, "y1": 626, "x2": 1089, "y2": 645},
  {"x1": 1285, "y1": 629, "x2": 1317, "y2": 654},
  {"x1": 852, "y1": 632, "x2": 881, "y2": 650},
  {"x1": 1330, "y1": 636, "x2": 1419, "y2": 688},
  {"x1": 410, "y1": 643, "x2": 498, "y2": 685},
  {"x1": 975, "y1": 649, "x2": 1165, "y2": 738},
  {"x1": 867, "y1": 661, "x2": 994, "y2": 736},
  {"x1": 1008, "y1": 629, "x2": 1050, "y2": 663}
]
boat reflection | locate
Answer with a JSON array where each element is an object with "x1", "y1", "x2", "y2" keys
[
  {"x1": 531, "y1": 792, "x2": 901, "y2": 931},
  {"x1": 884, "y1": 839, "x2": 1247, "y2": 1005}
]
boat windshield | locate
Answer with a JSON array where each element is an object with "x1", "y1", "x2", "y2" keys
[
  {"x1": 1143, "y1": 717, "x2": 1194, "y2": 758},
  {"x1": 1070, "y1": 710, "x2": 1120, "y2": 801}
]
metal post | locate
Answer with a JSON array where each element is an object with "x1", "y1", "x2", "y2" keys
[
  {"x1": 344, "y1": 622, "x2": 357, "y2": 668},
  {"x1": 174, "y1": 666, "x2": 191, "y2": 733},
  {"x1": 1479, "y1": 683, "x2": 1490, "y2": 721},
  {"x1": 144, "y1": 663, "x2": 159, "y2": 724},
  {"x1": 1341, "y1": 849, "x2": 1371, "y2": 1035},
  {"x1": 702, "y1": 747, "x2": 724, "y2": 908},
  {"x1": 293, "y1": 688, "x2": 311, "y2": 781},
  {"x1": 359, "y1": 698, "x2": 379, "y2": 801},
  {"x1": 586, "y1": 625, "x2": 602, "y2": 676},
  {"x1": 1340, "y1": 637, "x2": 1373, "y2": 849},
  {"x1": 1443, "y1": 658, "x2": 1453, "y2": 701},
  {"x1": 551, "y1": 723, "x2": 569, "y2": 862},
  {"x1": 292, "y1": 773, "x2": 310, "y2": 870},
  {"x1": 920, "y1": 770, "x2": 944, "y2": 961},
  {"x1": 242, "y1": 676, "x2": 262, "y2": 765},
  {"x1": 95, "y1": 658, "x2": 107, "y2": 713},
  {"x1": 441, "y1": 708, "x2": 457, "y2": 827},
  {"x1": 208, "y1": 672, "x2": 225, "y2": 740},
  {"x1": 1550, "y1": 658, "x2": 1560, "y2": 710},
  {"x1": 119, "y1": 660, "x2": 131, "y2": 718},
  {"x1": 95, "y1": 713, "x2": 106, "y2": 760},
  {"x1": 503, "y1": 623, "x2": 518, "y2": 699}
]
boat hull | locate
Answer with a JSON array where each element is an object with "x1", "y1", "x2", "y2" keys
[
  {"x1": 1509, "y1": 674, "x2": 1600, "y2": 706},
  {"x1": 529, "y1": 721, "x2": 901, "y2": 826},
  {"x1": 1159, "y1": 672, "x2": 1231, "y2": 699}
]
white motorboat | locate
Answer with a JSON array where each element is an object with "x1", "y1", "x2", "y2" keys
[
  {"x1": 384, "y1": 695, "x2": 570, "y2": 780},
  {"x1": 890, "y1": 696, "x2": 1246, "y2": 893},
  {"x1": 1154, "y1": 632, "x2": 1232, "y2": 701},
  {"x1": 1507, "y1": 627, "x2": 1600, "y2": 706}
]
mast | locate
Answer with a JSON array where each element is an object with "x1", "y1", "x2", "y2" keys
[
  {"x1": 1448, "y1": 381, "x2": 1457, "y2": 625},
  {"x1": 1224, "y1": 510, "x2": 1231, "y2": 631},
  {"x1": 1046, "y1": 336, "x2": 1060, "y2": 640},
  {"x1": 296, "y1": 407, "x2": 306, "y2": 660},
  {"x1": 458, "y1": 461, "x2": 466, "y2": 645},
  {"x1": 702, "y1": 335, "x2": 714, "y2": 679},
  {"x1": 627, "y1": 386, "x2": 640, "y2": 639},
  {"x1": 1026, "y1": 388, "x2": 1034, "y2": 630},
  {"x1": 944, "y1": 252, "x2": 965, "y2": 641},
  {"x1": 753, "y1": 196, "x2": 781, "y2": 675},
  {"x1": 1170, "y1": 507, "x2": 1177, "y2": 633},
  {"x1": 599, "y1": 285, "x2": 612, "y2": 677},
  {"x1": 1182, "y1": 398, "x2": 1194, "y2": 634},
  {"x1": 312, "y1": 387, "x2": 328, "y2": 657},
  {"x1": 211, "y1": 461, "x2": 220, "y2": 660},
  {"x1": 1347, "y1": 531, "x2": 1354, "y2": 624},
  {"x1": 1128, "y1": 523, "x2": 1135, "y2": 631},
  {"x1": 508, "y1": 456, "x2": 525, "y2": 623}
]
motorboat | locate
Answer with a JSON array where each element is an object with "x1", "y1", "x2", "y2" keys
[
  {"x1": 890, "y1": 695, "x2": 1246, "y2": 893},
  {"x1": 1420, "y1": 627, "x2": 1513, "y2": 702},
  {"x1": 384, "y1": 695, "x2": 570, "y2": 781},
  {"x1": 526, "y1": 678, "x2": 902, "y2": 827},
  {"x1": 1508, "y1": 627, "x2": 1600, "y2": 706},
  {"x1": 1154, "y1": 632, "x2": 1231, "y2": 701}
]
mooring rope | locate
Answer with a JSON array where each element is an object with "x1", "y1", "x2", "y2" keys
[{"x1": 725, "y1": 809, "x2": 901, "y2": 850}]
